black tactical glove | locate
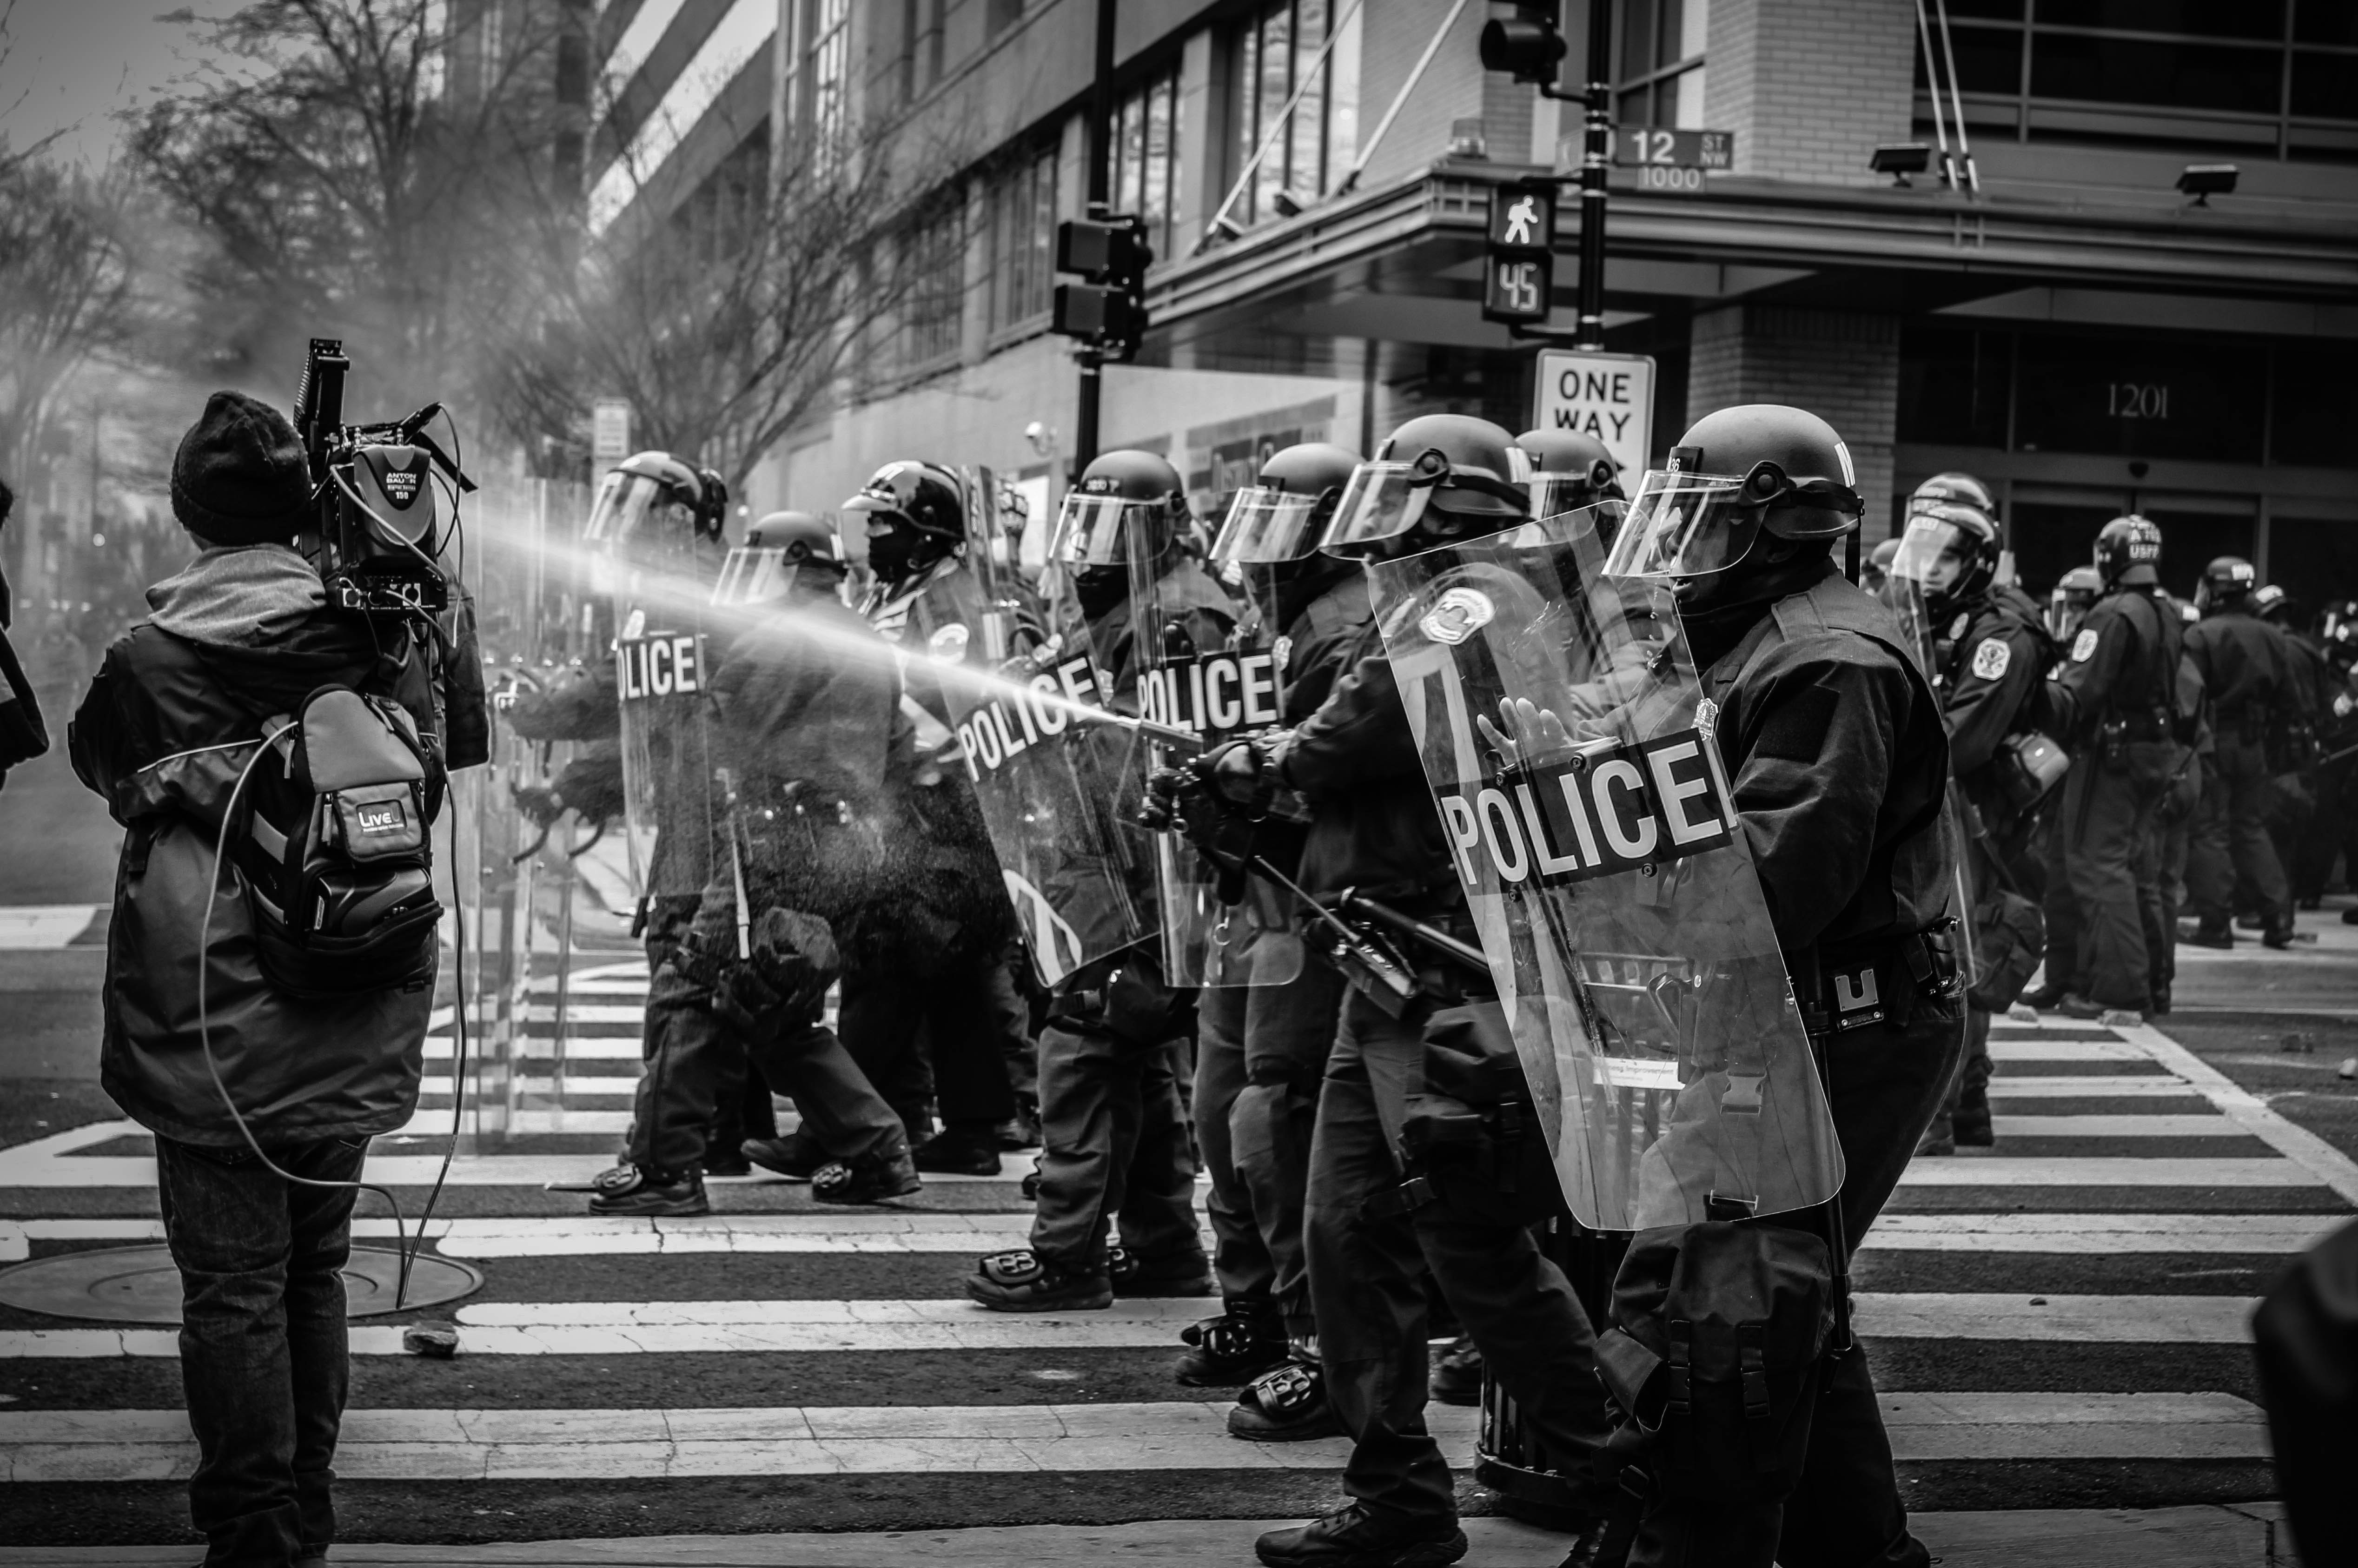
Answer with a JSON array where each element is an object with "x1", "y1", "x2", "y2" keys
[{"x1": 551, "y1": 749, "x2": 626, "y2": 826}]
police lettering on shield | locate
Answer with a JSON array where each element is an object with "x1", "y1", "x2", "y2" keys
[{"x1": 1437, "y1": 727, "x2": 1739, "y2": 888}]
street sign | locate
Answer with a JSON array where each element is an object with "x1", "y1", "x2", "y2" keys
[
  {"x1": 1532, "y1": 350, "x2": 1655, "y2": 486},
  {"x1": 1483, "y1": 254, "x2": 1554, "y2": 325},
  {"x1": 1613, "y1": 128, "x2": 1735, "y2": 170},
  {"x1": 1487, "y1": 186, "x2": 1555, "y2": 252},
  {"x1": 592, "y1": 398, "x2": 632, "y2": 463}
]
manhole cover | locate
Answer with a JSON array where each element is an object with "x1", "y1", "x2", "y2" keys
[{"x1": 0, "y1": 1245, "x2": 482, "y2": 1324}]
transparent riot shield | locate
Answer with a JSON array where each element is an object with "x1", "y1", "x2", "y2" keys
[
  {"x1": 1128, "y1": 527, "x2": 1281, "y2": 987},
  {"x1": 946, "y1": 630, "x2": 1157, "y2": 988},
  {"x1": 1367, "y1": 505, "x2": 1845, "y2": 1231},
  {"x1": 1886, "y1": 526, "x2": 1983, "y2": 987}
]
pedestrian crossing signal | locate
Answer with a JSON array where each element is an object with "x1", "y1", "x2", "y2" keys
[
  {"x1": 1484, "y1": 255, "x2": 1553, "y2": 324},
  {"x1": 1053, "y1": 216, "x2": 1152, "y2": 362},
  {"x1": 1483, "y1": 184, "x2": 1555, "y2": 325}
]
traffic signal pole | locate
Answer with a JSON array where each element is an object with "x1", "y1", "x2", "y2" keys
[
  {"x1": 1075, "y1": 0, "x2": 1117, "y2": 470},
  {"x1": 1574, "y1": 0, "x2": 1612, "y2": 350}
]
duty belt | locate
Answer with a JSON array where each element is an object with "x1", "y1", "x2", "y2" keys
[{"x1": 1797, "y1": 921, "x2": 1960, "y2": 1038}]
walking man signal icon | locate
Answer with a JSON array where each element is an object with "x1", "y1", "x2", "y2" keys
[{"x1": 1504, "y1": 194, "x2": 1538, "y2": 245}]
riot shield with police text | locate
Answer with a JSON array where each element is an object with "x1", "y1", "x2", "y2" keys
[
  {"x1": 1885, "y1": 528, "x2": 1982, "y2": 986},
  {"x1": 1129, "y1": 534, "x2": 1290, "y2": 986},
  {"x1": 947, "y1": 632, "x2": 1157, "y2": 988},
  {"x1": 1368, "y1": 505, "x2": 1844, "y2": 1231}
]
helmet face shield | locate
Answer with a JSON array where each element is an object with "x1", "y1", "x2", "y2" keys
[
  {"x1": 1051, "y1": 492, "x2": 1149, "y2": 567},
  {"x1": 711, "y1": 546, "x2": 794, "y2": 608},
  {"x1": 1889, "y1": 515, "x2": 1966, "y2": 592},
  {"x1": 1601, "y1": 470, "x2": 1763, "y2": 581},
  {"x1": 1318, "y1": 462, "x2": 1432, "y2": 555},
  {"x1": 586, "y1": 472, "x2": 678, "y2": 553},
  {"x1": 1212, "y1": 486, "x2": 1324, "y2": 566},
  {"x1": 1530, "y1": 471, "x2": 1606, "y2": 523}
]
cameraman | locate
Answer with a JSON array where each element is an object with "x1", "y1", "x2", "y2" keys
[{"x1": 67, "y1": 391, "x2": 483, "y2": 1568}]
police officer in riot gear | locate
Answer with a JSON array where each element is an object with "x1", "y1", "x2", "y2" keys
[
  {"x1": 592, "y1": 504, "x2": 920, "y2": 1215},
  {"x1": 967, "y1": 450, "x2": 1226, "y2": 1312},
  {"x1": 1890, "y1": 487, "x2": 2052, "y2": 1155},
  {"x1": 2040, "y1": 517, "x2": 2183, "y2": 1017},
  {"x1": 1594, "y1": 404, "x2": 1962, "y2": 1568},
  {"x1": 2183, "y1": 556, "x2": 2305, "y2": 949},
  {"x1": 1176, "y1": 442, "x2": 1371, "y2": 1435},
  {"x1": 1243, "y1": 415, "x2": 1617, "y2": 1568},
  {"x1": 839, "y1": 460, "x2": 1033, "y2": 1173}
]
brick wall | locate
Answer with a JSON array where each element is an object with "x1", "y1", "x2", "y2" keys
[
  {"x1": 1687, "y1": 305, "x2": 1904, "y2": 534},
  {"x1": 1705, "y1": 0, "x2": 1915, "y2": 188}
]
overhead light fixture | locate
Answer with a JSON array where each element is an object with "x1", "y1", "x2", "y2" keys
[
  {"x1": 1868, "y1": 143, "x2": 1933, "y2": 187},
  {"x1": 1195, "y1": 214, "x2": 1243, "y2": 254},
  {"x1": 1448, "y1": 118, "x2": 1489, "y2": 160},
  {"x1": 1270, "y1": 187, "x2": 1307, "y2": 219},
  {"x1": 2177, "y1": 163, "x2": 2238, "y2": 205}
]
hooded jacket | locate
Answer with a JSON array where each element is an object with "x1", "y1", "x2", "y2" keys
[{"x1": 68, "y1": 544, "x2": 480, "y2": 1146}]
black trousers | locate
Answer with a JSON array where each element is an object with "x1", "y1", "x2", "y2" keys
[
  {"x1": 1624, "y1": 993, "x2": 1965, "y2": 1568},
  {"x1": 1307, "y1": 988, "x2": 1612, "y2": 1523},
  {"x1": 840, "y1": 946, "x2": 1026, "y2": 1143}
]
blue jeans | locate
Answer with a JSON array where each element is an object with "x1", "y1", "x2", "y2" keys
[{"x1": 156, "y1": 1133, "x2": 367, "y2": 1568}]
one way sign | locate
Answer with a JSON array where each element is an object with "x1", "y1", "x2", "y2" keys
[{"x1": 1532, "y1": 350, "x2": 1655, "y2": 489}]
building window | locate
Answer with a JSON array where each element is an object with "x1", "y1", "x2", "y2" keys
[
  {"x1": 1111, "y1": 63, "x2": 1183, "y2": 261},
  {"x1": 903, "y1": 0, "x2": 947, "y2": 103},
  {"x1": 675, "y1": 126, "x2": 770, "y2": 266},
  {"x1": 1616, "y1": 0, "x2": 1709, "y2": 131},
  {"x1": 900, "y1": 198, "x2": 966, "y2": 368},
  {"x1": 989, "y1": 142, "x2": 1059, "y2": 331},
  {"x1": 1226, "y1": 0, "x2": 1360, "y2": 228},
  {"x1": 788, "y1": 0, "x2": 852, "y2": 154},
  {"x1": 1922, "y1": 0, "x2": 2358, "y2": 161}
]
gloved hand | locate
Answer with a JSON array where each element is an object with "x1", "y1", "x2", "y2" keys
[
  {"x1": 1205, "y1": 738, "x2": 1263, "y2": 805},
  {"x1": 551, "y1": 750, "x2": 626, "y2": 825}
]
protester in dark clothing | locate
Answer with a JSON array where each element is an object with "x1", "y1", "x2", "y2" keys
[
  {"x1": 0, "y1": 476, "x2": 48, "y2": 786},
  {"x1": 67, "y1": 390, "x2": 484, "y2": 1568}
]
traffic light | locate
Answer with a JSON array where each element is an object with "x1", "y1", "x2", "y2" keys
[
  {"x1": 1053, "y1": 215, "x2": 1152, "y2": 362},
  {"x1": 1479, "y1": 2, "x2": 1567, "y2": 86},
  {"x1": 1481, "y1": 183, "x2": 1554, "y2": 326}
]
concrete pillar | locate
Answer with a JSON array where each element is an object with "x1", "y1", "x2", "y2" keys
[{"x1": 1687, "y1": 305, "x2": 1903, "y2": 534}]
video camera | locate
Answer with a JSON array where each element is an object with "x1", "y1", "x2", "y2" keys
[{"x1": 294, "y1": 337, "x2": 476, "y2": 617}]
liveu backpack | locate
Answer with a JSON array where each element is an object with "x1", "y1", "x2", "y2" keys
[{"x1": 232, "y1": 685, "x2": 443, "y2": 999}]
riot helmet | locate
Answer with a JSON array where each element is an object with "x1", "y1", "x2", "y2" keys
[
  {"x1": 841, "y1": 460, "x2": 967, "y2": 583},
  {"x1": 1603, "y1": 404, "x2": 1863, "y2": 593},
  {"x1": 1319, "y1": 414, "x2": 1528, "y2": 559},
  {"x1": 1889, "y1": 500, "x2": 1999, "y2": 618},
  {"x1": 586, "y1": 451, "x2": 725, "y2": 616},
  {"x1": 2320, "y1": 598, "x2": 2358, "y2": 646},
  {"x1": 2195, "y1": 555, "x2": 2258, "y2": 612},
  {"x1": 1908, "y1": 470, "x2": 1998, "y2": 521},
  {"x1": 1212, "y1": 442, "x2": 1359, "y2": 567},
  {"x1": 713, "y1": 510, "x2": 844, "y2": 608},
  {"x1": 2048, "y1": 565, "x2": 2102, "y2": 642},
  {"x1": 2093, "y1": 514, "x2": 2162, "y2": 589},
  {"x1": 1514, "y1": 428, "x2": 1624, "y2": 522},
  {"x1": 1053, "y1": 450, "x2": 1190, "y2": 616}
]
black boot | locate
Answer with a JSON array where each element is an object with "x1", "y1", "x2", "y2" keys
[
  {"x1": 913, "y1": 1125, "x2": 1003, "y2": 1176},
  {"x1": 1254, "y1": 1503, "x2": 1467, "y2": 1568},
  {"x1": 1229, "y1": 1356, "x2": 1345, "y2": 1442},
  {"x1": 1428, "y1": 1333, "x2": 1483, "y2": 1406},
  {"x1": 1176, "y1": 1298, "x2": 1288, "y2": 1385},
  {"x1": 586, "y1": 1164, "x2": 708, "y2": 1217}
]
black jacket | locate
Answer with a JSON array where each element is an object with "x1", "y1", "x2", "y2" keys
[
  {"x1": 1698, "y1": 566, "x2": 1954, "y2": 959},
  {"x1": 70, "y1": 607, "x2": 475, "y2": 1146}
]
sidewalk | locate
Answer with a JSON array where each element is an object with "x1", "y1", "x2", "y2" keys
[{"x1": 0, "y1": 1506, "x2": 2295, "y2": 1567}]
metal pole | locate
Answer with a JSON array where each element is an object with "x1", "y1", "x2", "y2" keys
[
  {"x1": 1074, "y1": 0, "x2": 1117, "y2": 470},
  {"x1": 1194, "y1": 0, "x2": 1366, "y2": 252},
  {"x1": 1337, "y1": 0, "x2": 1470, "y2": 197},
  {"x1": 1575, "y1": 0, "x2": 1613, "y2": 350}
]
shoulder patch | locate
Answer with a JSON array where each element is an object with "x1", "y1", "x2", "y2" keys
[
  {"x1": 2071, "y1": 628, "x2": 2100, "y2": 663},
  {"x1": 1970, "y1": 637, "x2": 2011, "y2": 681}
]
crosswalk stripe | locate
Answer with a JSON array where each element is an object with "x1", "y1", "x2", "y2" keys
[
  {"x1": 2109, "y1": 1018, "x2": 2358, "y2": 1208},
  {"x1": 1894, "y1": 1157, "x2": 2314, "y2": 1187},
  {"x1": 0, "y1": 1391, "x2": 2264, "y2": 1483},
  {"x1": 1982, "y1": 1078, "x2": 2211, "y2": 1097},
  {"x1": 1987, "y1": 1039, "x2": 2153, "y2": 1062},
  {"x1": 425, "y1": 1039, "x2": 645, "y2": 1059},
  {"x1": 0, "y1": 1291, "x2": 2264, "y2": 1359},
  {"x1": 7, "y1": 1210, "x2": 2321, "y2": 1261},
  {"x1": 1859, "y1": 1212, "x2": 2342, "y2": 1253},
  {"x1": 0, "y1": 1147, "x2": 1050, "y2": 1188},
  {"x1": 1983, "y1": 1116, "x2": 2245, "y2": 1137}
]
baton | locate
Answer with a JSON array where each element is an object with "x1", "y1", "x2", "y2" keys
[
  {"x1": 1222, "y1": 851, "x2": 1417, "y2": 1004},
  {"x1": 1332, "y1": 891, "x2": 1492, "y2": 976}
]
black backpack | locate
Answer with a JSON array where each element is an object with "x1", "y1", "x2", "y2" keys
[{"x1": 233, "y1": 685, "x2": 443, "y2": 999}]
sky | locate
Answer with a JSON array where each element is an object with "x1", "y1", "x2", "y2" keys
[{"x1": 0, "y1": 0, "x2": 246, "y2": 169}]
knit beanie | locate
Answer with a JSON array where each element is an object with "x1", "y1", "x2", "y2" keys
[{"x1": 170, "y1": 391, "x2": 314, "y2": 546}]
